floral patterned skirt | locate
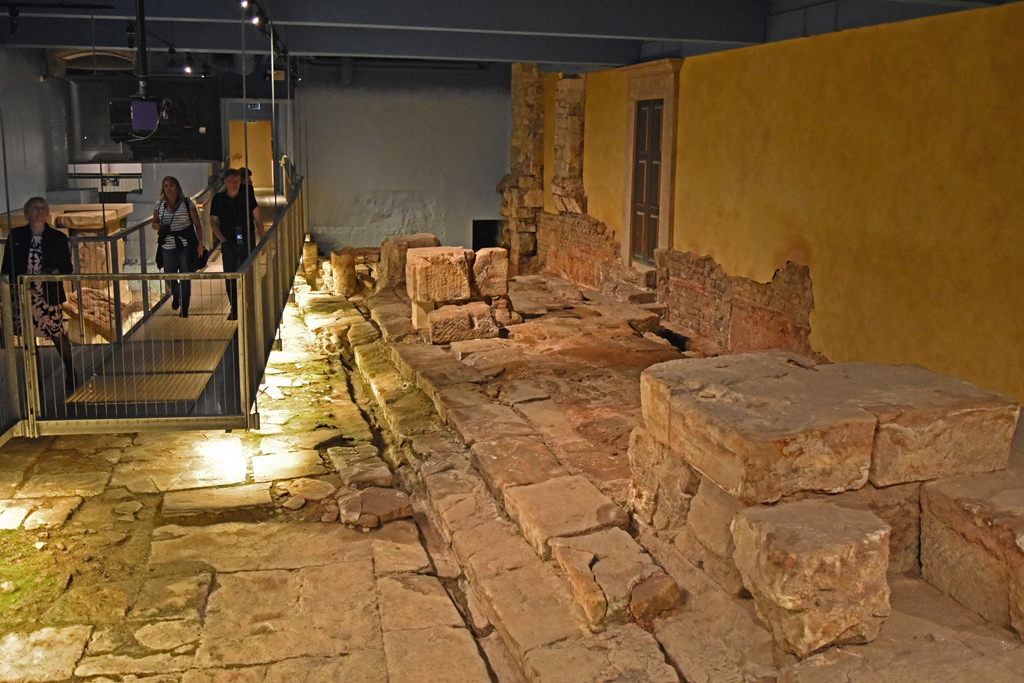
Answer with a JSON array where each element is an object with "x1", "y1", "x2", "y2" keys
[{"x1": 12, "y1": 284, "x2": 65, "y2": 339}]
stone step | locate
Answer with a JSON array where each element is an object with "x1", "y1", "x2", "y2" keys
[
  {"x1": 921, "y1": 469, "x2": 1024, "y2": 637},
  {"x1": 161, "y1": 483, "x2": 275, "y2": 525},
  {"x1": 355, "y1": 296, "x2": 682, "y2": 681}
]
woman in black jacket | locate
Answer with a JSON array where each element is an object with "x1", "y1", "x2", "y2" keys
[{"x1": 1, "y1": 196, "x2": 78, "y2": 394}]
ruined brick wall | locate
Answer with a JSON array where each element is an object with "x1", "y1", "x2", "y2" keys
[
  {"x1": 537, "y1": 212, "x2": 619, "y2": 289},
  {"x1": 656, "y1": 249, "x2": 815, "y2": 355}
]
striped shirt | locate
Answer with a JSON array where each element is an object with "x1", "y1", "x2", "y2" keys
[{"x1": 154, "y1": 198, "x2": 196, "y2": 249}]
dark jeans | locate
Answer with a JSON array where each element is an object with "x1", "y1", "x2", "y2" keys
[
  {"x1": 161, "y1": 245, "x2": 194, "y2": 313},
  {"x1": 221, "y1": 240, "x2": 251, "y2": 314}
]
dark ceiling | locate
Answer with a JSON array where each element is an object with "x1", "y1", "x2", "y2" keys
[{"x1": 0, "y1": 0, "x2": 1013, "y2": 71}]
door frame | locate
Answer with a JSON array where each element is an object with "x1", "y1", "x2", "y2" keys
[{"x1": 619, "y1": 59, "x2": 682, "y2": 271}]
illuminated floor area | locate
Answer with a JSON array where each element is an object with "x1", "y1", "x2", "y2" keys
[{"x1": 0, "y1": 301, "x2": 506, "y2": 682}]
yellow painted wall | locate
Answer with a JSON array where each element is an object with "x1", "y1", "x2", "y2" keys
[
  {"x1": 582, "y1": 70, "x2": 630, "y2": 241},
  {"x1": 671, "y1": 4, "x2": 1024, "y2": 401},
  {"x1": 543, "y1": 73, "x2": 559, "y2": 214},
  {"x1": 228, "y1": 119, "x2": 274, "y2": 190}
]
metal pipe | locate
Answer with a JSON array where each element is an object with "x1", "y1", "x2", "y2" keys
[{"x1": 134, "y1": 0, "x2": 149, "y2": 96}]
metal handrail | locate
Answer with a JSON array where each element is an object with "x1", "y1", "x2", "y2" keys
[{"x1": 9, "y1": 174, "x2": 305, "y2": 436}]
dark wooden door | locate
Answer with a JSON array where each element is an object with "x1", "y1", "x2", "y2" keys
[{"x1": 630, "y1": 99, "x2": 663, "y2": 265}]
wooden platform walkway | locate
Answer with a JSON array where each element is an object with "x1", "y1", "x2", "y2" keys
[{"x1": 67, "y1": 278, "x2": 237, "y2": 405}]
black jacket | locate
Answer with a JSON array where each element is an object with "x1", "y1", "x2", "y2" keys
[{"x1": 1, "y1": 224, "x2": 73, "y2": 305}]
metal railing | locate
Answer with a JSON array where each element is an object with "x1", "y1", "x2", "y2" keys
[
  {"x1": 0, "y1": 277, "x2": 21, "y2": 445},
  {"x1": 4, "y1": 177, "x2": 305, "y2": 437}
]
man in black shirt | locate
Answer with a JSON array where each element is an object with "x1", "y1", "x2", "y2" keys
[{"x1": 210, "y1": 169, "x2": 264, "y2": 320}]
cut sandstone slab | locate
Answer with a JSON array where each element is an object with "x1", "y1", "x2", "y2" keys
[
  {"x1": 503, "y1": 475, "x2": 630, "y2": 559},
  {"x1": 550, "y1": 528, "x2": 668, "y2": 627},
  {"x1": 471, "y1": 435, "x2": 567, "y2": 497},
  {"x1": 405, "y1": 246, "x2": 473, "y2": 304},
  {"x1": 642, "y1": 352, "x2": 873, "y2": 504},
  {"x1": 920, "y1": 469, "x2": 1024, "y2": 637},
  {"x1": 428, "y1": 302, "x2": 500, "y2": 344},
  {"x1": 377, "y1": 232, "x2": 440, "y2": 291},
  {"x1": 472, "y1": 247, "x2": 509, "y2": 297},
  {"x1": 447, "y1": 403, "x2": 537, "y2": 446},
  {"x1": 640, "y1": 352, "x2": 1019, "y2": 503},
  {"x1": 732, "y1": 500, "x2": 892, "y2": 657},
  {"x1": 818, "y1": 363, "x2": 1019, "y2": 486},
  {"x1": 627, "y1": 426, "x2": 700, "y2": 531}
]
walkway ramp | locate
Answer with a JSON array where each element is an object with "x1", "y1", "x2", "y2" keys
[{"x1": 68, "y1": 280, "x2": 236, "y2": 405}]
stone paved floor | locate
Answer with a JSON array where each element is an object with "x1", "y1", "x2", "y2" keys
[
  {"x1": 0, "y1": 302, "x2": 502, "y2": 683},
  {"x1": 4, "y1": 271, "x2": 1024, "y2": 683}
]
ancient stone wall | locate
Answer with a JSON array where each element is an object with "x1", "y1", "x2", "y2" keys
[
  {"x1": 550, "y1": 77, "x2": 586, "y2": 215},
  {"x1": 655, "y1": 248, "x2": 815, "y2": 356},
  {"x1": 498, "y1": 64, "x2": 546, "y2": 275}
]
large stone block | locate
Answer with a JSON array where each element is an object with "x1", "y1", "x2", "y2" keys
[
  {"x1": 732, "y1": 500, "x2": 892, "y2": 658},
  {"x1": 627, "y1": 426, "x2": 700, "y2": 530},
  {"x1": 377, "y1": 233, "x2": 440, "y2": 291},
  {"x1": 406, "y1": 246, "x2": 473, "y2": 304},
  {"x1": 641, "y1": 352, "x2": 1018, "y2": 503},
  {"x1": 472, "y1": 247, "x2": 509, "y2": 297},
  {"x1": 643, "y1": 352, "x2": 874, "y2": 504},
  {"x1": 331, "y1": 248, "x2": 357, "y2": 297},
  {"x1": 471, "y1": 436, "x2": 567, "y2": 498},
  {"x1": 816, "y1": 363, "x2": 1019, "y2": 486},
  {"x1": 788, "y1": 481, "x2": 922, "y2": 576},
  {"x1": 504, "y1": 475, "x2": 629, "y2": 559},
  {"x1": 427, "y1": 302, "x2": 499, "y2": 345},
  {"x1": 920, "y1": 470, "x2": 1024, "y2": 637}
]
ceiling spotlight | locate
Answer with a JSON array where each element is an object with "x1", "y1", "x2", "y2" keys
[
  {"x1": 126, "y1": 21, "x2": 136, "y2": 49},
  {"x1": 251, "y1": 12, "x2": 261, "y2": 25},
  {"x1": 184, "y1": 54, "x2": 195, "y2": 74},
  {"x1": 240, "y1": 0, "x2": 248, "y2": 7},
  {"x1": 8, "y1": 6, "x2": 19, "y2": 36}
]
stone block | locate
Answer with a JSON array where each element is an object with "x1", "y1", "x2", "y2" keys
[
  {"x1": 643, "y1": 352, "x2": 873, "y2": 504},
  {"x1": 405, "y1": 246, "x2": 473, "y2": 304},
  {"x1": 504, "y1": 475, "x2": 629, "y2": 559},
  {"x1": 629, "y1": 571, "x2": 683, "y2": 628},
  {"x1": 447, "y1": 403, "x2": 537, "y2": 446},
  {"x1": 627, "y1": 426, "x2": 700, "y2": 531},
  {"x1": 644, "y1": 353, "x2": 1019, "y2": 501},
  {"x1": 523, "y1": 624, "x2": 680, "y2": 683},
  {"x1": 472, "y1": 247, "x2": 509, "y2": 297},
  {"x1": 732, "y1": 500, "x2": 892, "y2": 657},
  {"x1": 816, "y1": 363, "x2": 1019, "y2": 486},
  {"x1": 411, "y1": 300, "x2": 434, "y2": 330},
  {"x1": 331, "y1": 248, "x2": 357, "y2": 296},
  {"x1": 686, "y1": 477, "x2": 749, "y2": 595},
  {"x1": 920, "y1": 470, "x2": 1024, "y2": 636},
  {"x1": 470, "y1": 435, "x2": 567, "y2": 498},
  {"x1": 377, "y1": 233, "x2": 440, "y2": 290},
  {"x1": 427, "y1": 303, "x2": 500, "y2": 345},
  {"x1": 789, "y1": 481, "x2": 922, "y2": 576},
  {"x1": 550, "y1": 528, "x2": 662, "y2": 625}
]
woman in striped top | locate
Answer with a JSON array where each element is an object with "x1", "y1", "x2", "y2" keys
[{"x1": 152, "y1": 176, "x2": 205, "y2": 318}]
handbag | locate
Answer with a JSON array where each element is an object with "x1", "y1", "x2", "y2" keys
[{"x1": 154, "y1": 225, "x2": 169, "y2": 270}]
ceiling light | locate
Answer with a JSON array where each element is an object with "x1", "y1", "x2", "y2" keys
[{"x1": 184, "y1": 54, "x2": 195, "y2": 74}]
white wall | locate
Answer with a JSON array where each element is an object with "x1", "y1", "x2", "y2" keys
[
  {"x1": 0, "y1": 48, "x2": 69, "y2": 221},
  {"x1": 297, "y1": 85, "x2": 510, "y2": 251}
]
